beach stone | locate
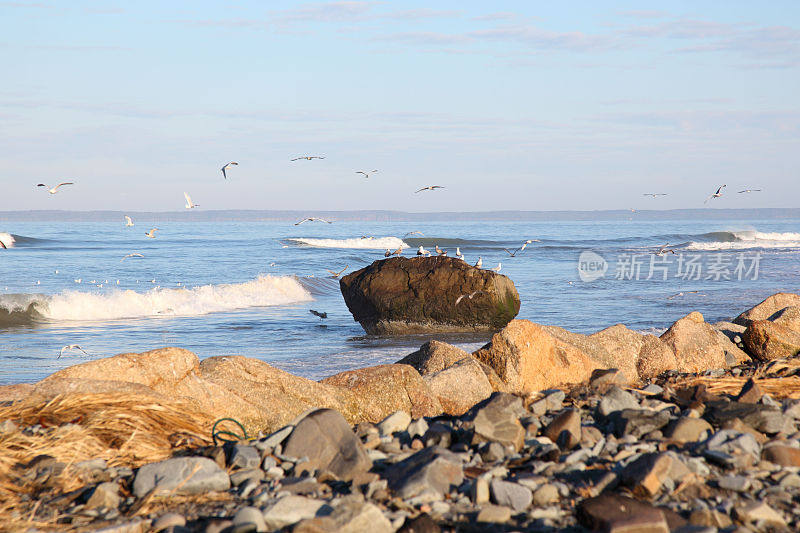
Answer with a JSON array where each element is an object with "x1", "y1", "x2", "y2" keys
[
  {"x1": 476, "y1": 504, "x2": 511, "y2": 523},
  {"x1": 471, "y1": 477, "x2": 490, "y2": 504},
  {"x1": 543, "y1": 409, "x2": 581, "y2": 450},
  {"x1": 664, "y1": 417, "x2": 713, "y2": 443},
  {"x1": 733, "y1": 292, "x2": 800, "y2": 326},
  {"x1": 132, "y1": 457, "x2": 230, "y2": 497},
  {"x1": 480, "y1": 441, "x2": 507, "y2": 462},
  {"x1": 469, "y1": 392, "x2": 526, "y2": 451},
  {"x1": 152, "y1": 513, "x2": 186, "y2": 532},
  {"x1": 762, "y1": 444, "x2": 800, "y2": 467},
  {"x1": 423, "y1": 357, "x2": 493, "y2": 415},
  {"x1": 703, "y1": 430, "x2": 761, "y2": 467},
  {"x1": 383, "y1": 446, "x2": 463, "y2": 499},
  {"x1": 660, "y1": 312, "x2": 728, "y2": 373},
  {"x1": 232, "y1": 506, "x2": 266, "y2": 532},
  {"x1": 262, "y1": 495, "x2": 332, "y2": 530},
  {"x1": 735, "y1": 378, "x2": 763, "y2": 403},
  {"x1": 742, "y1": 320, "x2": 800, "y2": 360},
  {"x1": 619, "y1": 452, "x2": 691, "y2": 497},
  {"x1": 255, "y1": 425, "x2": 293, "y2": 451},
  {"x1": 321, "y1": 364, "x2": 443, "y2": 420},
  {"x1": 689, "y1": 509, "x2": 733, "y2": 528},
  {"x1": 598, "y1": 386, "x2": 640, "y2": 417},
  {"x1": 85, "y1": 481, "x2": 120, "y2": 510},
  {"x1": 587, "y1": 325, "x2": 644, "y2": 383},
  {"x1": 407, "y1": 418, "x2": 429, "y2": 439},
  {"x1": 473, "y1": 320, "x2": 601, "y2": 394},
  {"x1": 323, "y1": 499, "x2": 393, "y2": 533},
  {"x1": 589, "y1": 368, "x2": 629, "y2": 390},
  {"x1": 377, "y1": 410, "x2": 411, "y2": 436},
  {"x1": 714, "y1": 330, "x2": 751, "y2": 365},
  {"x1": 339, "y1": 256, "x2": 520, "y2": 334},
  {"x1": 577, "y1": 494, "x2": 682, "y2": 532},
  {"x1": 282, "y1": 408, "x2": 371, "y2": 482},
  {"x1": 718, "y1": 474, "x2": 750, "y2": 492},
  {"x1": 771, "y1": 305, "x2": 800, "y2": 331},
  {"x1": 230, "y1": 468, "x2": 264, "y2": 487},
  {"x1": 490, "y1": 479, "x2": 532, "y2": 512},
  {"x1": 229, "y1": 444, "x2": 261, "y2": 469},
  {"x1": 396, "y1": 514, "x2": 440, "y2": 533},
  {"x1": 609, "y1": 408, "x2": 671, "y2": 438},
  {"x1": 636, "y1": 335, "x2": 680, "y2": 380},
  {"x1": 734, "y1": 501, "x2": 786, "y2": 527},
  {"x1": 532, "y1": 484, "x2": 559, "y2": 506},
  {"x1": 397, "y1": 340, "x2": 471, "y2": 375},
  {"x1": 704, "y1": 401, "x2": 783, "y2": 434},
  {"x1": 422, "y1": 422, "x2": 453, "y2": 448}
]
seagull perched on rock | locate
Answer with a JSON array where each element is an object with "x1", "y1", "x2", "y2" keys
[
  {"x1": 184, "y1": 192, "x2": 199, "y2": 209},
  {"x1": 491, "y1": 263, "x2": 502, "y2": 272},
  {"x1": 435, "y1": 244, "x2": 446, "y2": 256},
  {"x1": 294, "y1": 217, "x2": 332, "y2": 225},
  {"x1": 221, "y1": 162, "x2": 238, "y2": 179},
  {"x1": 474, "y1": 257, "x2": 482, "y2": 269},
  {"x1": 291, "y1": 156, "x2": 325, "y2": 161},
  {"x1": 326, "y1": 265, "x2": 348, "y2": 278},
  {"x1": 309, "y1": 309, "x2": 328, "y2": 319},
  {"x1": 653, "y1": 243, "x2": 677, "y2": 256},
  {"x1": 704, "y1": 184, "x2": 726, "y2": 204},
  {"x1": 738, "y1": 188, "x2": 762, "y2": 194},
  {"x1": 384, "y1": 247, "x2": 402, "y2": 257},
  {"x1": 356, "y1": 170, "x2": 378, "y2": 178},
  {"x1": 455, "y1": 247, "x2": 463, "y2": 260},
  {"x1": 37, "y1": 182, "x2": 74, "y2": 194},
  {"x1": 121, "y1": 252, "x2": 144, "y2": 261},
  {"x1": 415, "y1": 185, "x2": 445, "y2": 193},
  {"x1": 417, "y1": 246, "x2": 431, "y2": 256},
  {"x1": 643, "y1": 193, "x2": 668, "y2": 198},
  {"x1": 124, "y1": 215, "x2": 134, "y2": 227},
  {"x1": 455, "y1": 290, "x2": 486, "y2": 305},
  {"x1": 58, "y1": 345, "x2": 88, "y2": 359},
  {"x1": 145, "y1": 228, "x2": 159, "y2": 238}
]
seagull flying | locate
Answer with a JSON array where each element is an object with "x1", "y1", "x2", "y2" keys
[
  {"x1": 294, "y1": 217, "x2": 332, "y2": 225},
  {"x1": 145, "y1": 228, "x2": 159, "y2": 238},
  {"x1": 291, "y1": 156, "x2": 325, "y2": 161},
  {"x1": 504, "y1": 239, "x2": 540, "y2": 257},
  {"x1": 309, "y1": 309, "x2": 328, "y2": 319},
  {"x1": 643, "y1": 193, "x2": 668, "y2": 198},
  {"x1": 653, "y1": 243, "x2": 677, "y2": 256},
  {"x1": 404, "y1": 231, "x2": 424, "y2": 237},
  {"x1": 738, "y1": 188, "x2": 762, "y2": 194},
  {"x1": 356, "y1": 170, "x2": 378, "y2": 178},
  {"x1": 58, "y1": 344, "x2": 89, "y2": 359},
  {"x1": 37, "y1": 182, "x2": 74, "y2": 195},
  {"x1": 221, "y1": 162, "x2": 238, "y2": 179},
  {"x1": 326, "y1": 265, "x2": 349, "y2": 278},
  {"x1": 184, "y1": 192, "x2": 199, "y2": 209},
  {"x1": 121, "y1": 252, "x2": 144, "y2": 261},
  {"x1": 455, "y1": 290, "x2": 486, "y2": 305},
  {"x1": 704, "y1": 184, "x2": 726, "y2": 204},
  {"x1": 667, "y1": 291, "x2": 705, "y2": 300},
  {"x1": 124, "y1": 215, "x2": 134, "y2": 227},
  {"x1": 415, "y1": 185, "x2": 445, "y2": 193}
]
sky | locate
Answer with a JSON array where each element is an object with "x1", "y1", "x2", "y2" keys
[{"x1": 1, "y1": 1, "x2": 798, "y2": 212}]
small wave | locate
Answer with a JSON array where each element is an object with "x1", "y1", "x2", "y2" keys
[
  {"x1": 0, "y1": 275, "x2": 312, "y2": 325},
  {"x1": 403, "y1": 237, "x2": 507, "y2": 248},
  {"x1": 0, "y1": 233, "x2": 15, "y2": 249},
  {"x1": 288, "y1": 237, "x2": 408, "y2": 249},
  {"x1": 686, "y1": 231, "x2": 800, "y2": 251}
]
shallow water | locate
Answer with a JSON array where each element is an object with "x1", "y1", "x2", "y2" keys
[{"x1": 1, "y1": 216, "x2": 799, "y2": 384}]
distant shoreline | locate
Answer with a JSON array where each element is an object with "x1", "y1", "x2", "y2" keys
[{"x1": 2, "y1": 208, "x2": 800, "y2": 222}]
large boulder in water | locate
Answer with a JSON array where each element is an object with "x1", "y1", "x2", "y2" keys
[{"x1": 339, "y1": 256, "x2": 520, "y2": 334}]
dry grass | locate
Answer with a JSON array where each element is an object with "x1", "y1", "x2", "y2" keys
[
  {"x1": 681, "y1": 375, "x2": 800, "y2": 400},
  {"x1": 0, "y1": 392, "x2": 215, "y2": 530}
]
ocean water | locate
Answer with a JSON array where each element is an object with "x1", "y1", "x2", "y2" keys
[{"x1": 1, "y1": 216, "x2": 799, "y2": 385}]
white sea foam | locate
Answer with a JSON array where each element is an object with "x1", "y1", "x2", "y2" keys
[
  {"x1": 288, "y1": 237, "x2": 408, "y2": 249},
  {"x1": 686, "y1": 231, "x2": 800, "y2": 251},
  {"x1": 37, "y1": 275, "x2": 312, "y2": 321},
  {"x1": 0, "y1": 233, "x2": 15, "y2": 248}
]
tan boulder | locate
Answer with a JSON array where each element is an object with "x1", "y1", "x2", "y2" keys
[
  {"x1": 770, "y1": 306, "x2": 800, "y2": 332},
  {"x1": 396, "y1": 340, "x2": 471, "y2": 375},
  {"x1": 637, "y1": 335, "x2": 679, "y2": 379},
  {"x1": 0, "y1": 383, "x2": 34, "y2": 403},
  {"x1": 733, "y1": 293, "x2": 800, "y2": 326},
  {"x1": 742, "y1": 320, "x2": 800, "y2": 361},
  {"x1": 660, "y1": 312, "x2": 727, "y2": 373},
  {"x1": 320, "y1": 364, "x2": 442, "y2": 421},
  {"x1": 588, "y1": 324, "x2": 644, "y2": 383},
  {"x1": 422, "y1": 357, "x2": 493, "y2": 415},
  {"x1": 473, "y1": 320, "x2": 601, "y2": 394}
]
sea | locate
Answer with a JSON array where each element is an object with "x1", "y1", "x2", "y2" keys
[{"x1": 1, "y1": 213, "x2": 799, "y2": 385}]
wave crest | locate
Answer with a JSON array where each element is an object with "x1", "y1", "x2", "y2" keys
[
  {"x1": 686, "y1": 231, "x2": 800, "y2": 251},
  {"x1": 0, "y1": 233, "x2": 15, "y2": 249},
  {"x1": 288, "y1": 237, "x2": 408, "y2": 249}
]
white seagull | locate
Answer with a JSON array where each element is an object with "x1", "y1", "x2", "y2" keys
[
  {"x1": 643, "y1": 193, "x2": 668, "y2": 198},
  {"x1": 667, "y1": 291, "x2": 705, "y2": 300},
  {"x1": 184, "y1": 192, "x2": 199, "y2": 209},
  {"x1": 145, "y1": 228, "x2": 159, "y2": 238},
  {"x1": 704, "y1": 184, "x2": 726, "y2": 204},
  {"x1": 653, "y1": 243, "x2": 677, "y2": 256},
  {"x1": 492, "y1": 263, "x2": 502, "y2": 272},
  {"x1": 474, "y1": 257, "x2": 482, "y2": 269},
  {"x1": 326, "y1": 265, "x2": 349, "y2": 278},
  {"x1": 58, "y1": 344, "x2": 89, "y2": 359},
  {"x1": 404, "y1": 231, "x2": 424, "y2": 237},
  {"x1": 385, "y1": 247, "x2": 402, "y2": 257},
  {"x1": 356, "y1": 170, "x2": 378, "y2": 178},
  {"x1": 221, "y1": 162, "x2": 238, "y2": 179},
  {"x1": 455, "y1": 247, "x2": 463, "y2": 260},
  {"x1": 124, "y1": 215, "x2": 134, "y2": 227},
  {"x1": 37, "y1": 182, "x2": 74, "y2": 195},
  {"x1": 738, "y1": 188, "x2": 762, "y2": 194},
  {"x1": 294, "y1": 217, "x2": 332, "y2": 225},
  {"x1": 309, "y1": 309, "x2": 328, "y2": 319},
  {"x1": 121, "y1": 252, "x2": 144, "y2": 261},
  {"x1": 417, "y1": 246, "x2": 431, "y2": 256},
  {"x1": 415, "y1": 185, "x2": 445, "y2": 193},
  {"x1": 291, "y1": 156, "x2": 325, "y2": 161},
  {"x1": 455, "y1": 290, "x2": 486, "y2": 305}
]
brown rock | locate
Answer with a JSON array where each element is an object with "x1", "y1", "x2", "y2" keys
[
  {"x1": 422, "y1": 357, "x2": 493, "y2": 415},
  {"x1": 762, "y1": 444, "x2": 800, "y2": 467},
  {"x1": 715, "y1": 329, "x2": 751, "y2": 365},
  {"x1": 588, "y1": 324, "x2": 643, "y2": 384},
  {"x1": 543, "y1": 409, "x2": 581, "y2": 450},
  {"x1": 473, "y1": 320, "x2": 601, "y2": 394},
  {"x1": 742, "y1": 320, "x2": 800, "y2": 361},
  {"x1": 577, "y1": 493, "x2": 685, "y2": 532},
  {"x1": 339, "y1": 256, "x2": 520, "y2": 334},
  {"x1": 620, "y1": 452, "x2": 691, "y2": 498},
  {"x1": 771, "y1": 306, "x2": 800, "y2": 332},
  {"x1": 397, "y1": 341, "x2": 471, "y2": 375},
  {"x1": 664, "y1": 417, "x2": 713, "y2": 443},
  {"x1": 470, "y1": 392, "x2": 526, "y2": 451},
  {"x1": 735, "y1": 378, "x2": 763, "y2": 403},
  {"x1": 660, "y1": 312, "x2": 727, "y2": 372},
  {"x1": 0, "y1": 383, "x2": 34, "y2": 403},
  {"x1": 733, "y1": 292, "x2": 800, "y2": 326},
  {"x1": 636, "y1": 335, "x2": 679, "y2": 379},
  {"x1": 321, "y1": 364, "x2": 442, "y2": 421}
]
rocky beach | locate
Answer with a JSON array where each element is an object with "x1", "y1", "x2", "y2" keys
[{"x1": 1, "y1": 278, "x2": 800, "y2": 532}]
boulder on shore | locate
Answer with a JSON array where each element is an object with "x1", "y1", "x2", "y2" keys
[
  {"x1": 339, "y1": 256, "x2": 520, "y2": 334},
  {"x1": 733, "y1": 293, "x2": 800, "y2": 326},
  {"x1": 660, "y1": 312, "x2": 728, "y2": 373}
]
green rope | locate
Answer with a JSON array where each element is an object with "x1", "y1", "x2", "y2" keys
[{"x1": 211, "y1": 417, "x2": 248, "y2": 446}]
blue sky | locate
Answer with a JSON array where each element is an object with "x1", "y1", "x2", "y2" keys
[{"x1": 1, "y1": 1, "x2": 798, "y2": 211}]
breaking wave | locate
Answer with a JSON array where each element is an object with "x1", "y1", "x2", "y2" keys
[
  {"x1": 685, "y1": 231, "x2": 800, "y2": 251},
  {"x1": 0, "y1": 233, "x2": 15, "y2": 249},
  {"x1": 288, "y1": 237, "x2": 408, "y2": 249},
  {"x1": 0, "y1": 275, "x2": 312, "y2": 326}
]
